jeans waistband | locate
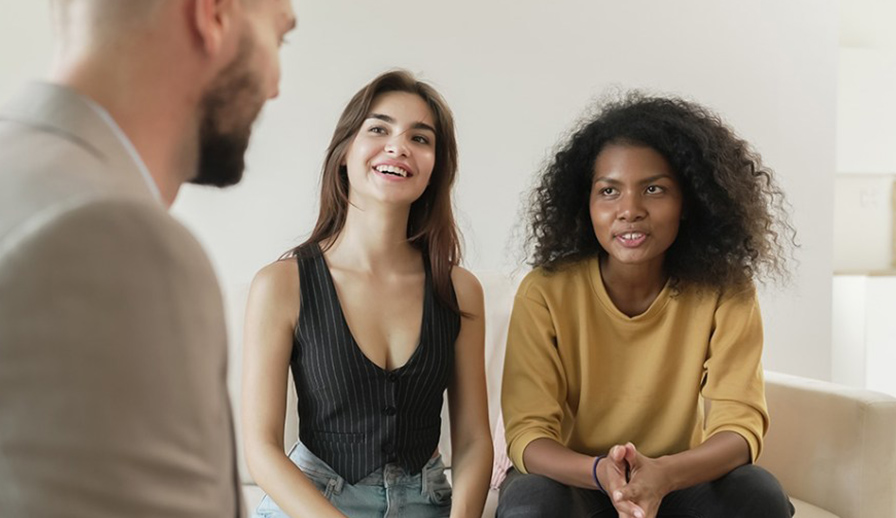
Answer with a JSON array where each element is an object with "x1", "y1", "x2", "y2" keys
[{"x1": 289, "y1": 441, "x2": 445, "y2": 489}]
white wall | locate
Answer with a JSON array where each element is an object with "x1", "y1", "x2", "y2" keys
[
  {"x1": 834, "y1": 49, "x2": 896, "y2": 271},
  {"x1": 833, "y1": 275, "x2": 896, "y2": 397},
  {"x1": 835, "y1": 0, "x2": 896, "y2": 272},
  {"x1": 0, "y1": 2, "x2": 52, "y2": 100},
  {"x1": 838, "y1": 49, "x2": 896, "y2": 175},
  {"x1": 833, "y1": 174, "x2": 894, "y2": 271},
  {"x1": 1, "y1": 2, "x2": 837, "y2": 382}
]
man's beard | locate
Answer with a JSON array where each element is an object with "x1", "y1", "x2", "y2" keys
[{"x1": 192, "y1": 36, "x2": 265, "y2": 187}]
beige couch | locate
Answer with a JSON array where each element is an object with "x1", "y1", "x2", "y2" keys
[{"x1": 239, "y1": 273, "x2": 896, "y2": 517}]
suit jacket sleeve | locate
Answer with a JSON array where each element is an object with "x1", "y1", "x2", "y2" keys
[{"x1": 0, "y1": 197, "x2": 241, "y2": 517}]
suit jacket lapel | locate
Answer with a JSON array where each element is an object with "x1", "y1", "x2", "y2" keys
[{"x1": 0, "y1": 82, "x2": 158, "y2": 203}]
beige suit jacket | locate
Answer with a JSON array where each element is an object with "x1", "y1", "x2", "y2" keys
[{"x1": 0, "y1": 83, "x2": 242, "y2": 517}]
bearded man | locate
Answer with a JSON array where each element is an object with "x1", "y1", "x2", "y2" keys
[{"x1": 0, "y1": 1, "x2": 296, "y2": 516}]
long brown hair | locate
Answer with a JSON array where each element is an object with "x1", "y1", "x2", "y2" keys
[{"x1": 287, "y1": 70, "x2": 463, "y2": 315}]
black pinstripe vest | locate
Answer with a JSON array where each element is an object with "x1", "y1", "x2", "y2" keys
[{"x1": 290, "y1": 244, "x2": 460, "y2": 483}]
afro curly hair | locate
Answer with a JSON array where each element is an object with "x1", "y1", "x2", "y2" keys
[{"x1": 525, "y1": 92, "x2": 796, "y2": 292}]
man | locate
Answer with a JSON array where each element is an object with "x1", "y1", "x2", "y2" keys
[{"x1": 0, "y1": 1, "x2": 296, "y2": 516}]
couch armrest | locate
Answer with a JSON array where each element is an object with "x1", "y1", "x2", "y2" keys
[{"x1": 759, "y1": 371, "x2": 896, "y2": 518}]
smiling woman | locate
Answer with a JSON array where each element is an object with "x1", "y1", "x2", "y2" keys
[
  {"x1": 342, "y1": 92, "x2": 437, "y2": 203},
  {"x1": 296, "y1": 71, "x2": 461, "y2": 314},
  {"x1": 240, "y1": 70, "x2": 492, "y2": 518}
]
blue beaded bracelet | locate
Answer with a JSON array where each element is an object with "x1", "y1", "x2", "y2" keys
[{"x1": 592, "y1": 455, "x2": 607, "y2": 494}]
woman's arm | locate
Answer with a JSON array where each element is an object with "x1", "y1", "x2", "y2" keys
[
  {"x1": 523, "y1": 438, "x2": 645, "y2": 518},
  {"x1": 634, "y1": 431, "x2": 750, "y2": 494},
  {"x1": 614, "y1": 285, "x2": 767, "y2": 518},
  {"x1": 241, "y1": 260, "x2": 347, "y2": 518},
  {"x1": 522, "y1": 438, "x2": 608, "y2": 489},
  {"x1": 523, "y1": 407, "x2": 749, "y2": 518},
  {"x1": 445, "y1": 268, "x2": 493, "y2": 518},
  {"x1": 611, "y1": 432, "x2": 749, "y2": 518}
]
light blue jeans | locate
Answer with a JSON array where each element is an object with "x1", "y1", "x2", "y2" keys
[{"x1": 254, "y1": 442, "x2": 452, "y2": 518}]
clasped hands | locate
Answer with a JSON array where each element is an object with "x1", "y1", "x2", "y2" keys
[{"x1": 596, "y1": 443, "x2": 671, "y2": 518}]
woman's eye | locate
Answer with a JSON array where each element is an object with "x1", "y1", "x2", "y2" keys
[
  {"x1": 600, "y1": 187, "x2": 617, "y2": 196},
  {"x1": 368, "y1": 126, "x2": 387, "y2": 135},
  {"x1": 412, "y1": 135, "x2": 431, "y2": 145},
  {"x1": 646, "y1": 185, "x2": 664, "y2": 194}
]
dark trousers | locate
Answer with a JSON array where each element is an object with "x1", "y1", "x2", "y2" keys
[{"x1": 496, "y1": 464, "x2": 794, "y2": 518}]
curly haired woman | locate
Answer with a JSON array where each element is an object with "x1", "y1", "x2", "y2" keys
[{"x1": 498, "y1": 93, "x2": 796, "y2": 518}]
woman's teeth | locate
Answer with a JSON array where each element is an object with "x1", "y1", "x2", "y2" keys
[{"x1": 375, "y1": 165, "x2": 409, "y2": 177}]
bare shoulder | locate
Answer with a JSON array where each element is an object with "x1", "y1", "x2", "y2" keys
[
  {"x1": 451, "y1": 266, "x2": 484, "y2": 314},
  {"x1": 254, "y1": 258, "x2": 298, "y2": 283},
  {"x1": 249, "y1": 258, "x2": 300, "y2": 318}
]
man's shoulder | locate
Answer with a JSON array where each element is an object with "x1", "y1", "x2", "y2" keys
[
  {"x1": 0, "y1": 193, "x2": 211, "y2": 283},
  {"x1": 0, "y1": 119, "x2": 152, "y2": 236}
]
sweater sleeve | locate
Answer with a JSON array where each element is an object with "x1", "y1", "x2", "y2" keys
[
  {"x1": 702, "y1": 284, "x2": 770, "y2": 462},
  {"x1": 501, "y1": 280, "x2": 567, "y2": 474}
]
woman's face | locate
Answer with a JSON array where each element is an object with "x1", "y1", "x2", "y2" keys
[
  {"x1": 342, "y1": 91, "x2": 437, "y2": 207},
  {"x1": 589, "y1": 143, "x2": 684, "y2": 271}
]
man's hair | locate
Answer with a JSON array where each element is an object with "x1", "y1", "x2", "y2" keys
[{"x1": 51, "y1": 0, "x2": 164, "y2": 45}]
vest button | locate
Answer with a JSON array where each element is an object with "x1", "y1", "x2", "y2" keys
[
  {"x1": 384, "y1": 406, "x2": 397, "y2": 416},
  {"x1": 383, "y1": 442, "x2": 395, "y2": 454},
  {"x1": 387, "y1": 373, "x2": 399, "y2": 382}
]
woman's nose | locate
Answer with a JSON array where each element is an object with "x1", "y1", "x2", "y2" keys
[
  {"x1": 384, "y1": 136, "x2": 409, "y2": 156},
  {"x1": 617, "y1": 194, "x2": 646, "y2": 221}
]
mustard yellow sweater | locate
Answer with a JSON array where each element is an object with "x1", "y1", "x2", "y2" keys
[{"x1": 502, "y1": 258, "x2": 769, "y2": 473}]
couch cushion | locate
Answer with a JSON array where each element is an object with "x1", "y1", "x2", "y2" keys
[
  {"x1": 243, "y1": 484, "x2": 265, "y2": 515},
  {"x1": 793, "y1": 498, "x2": 840, "y2": 518},
  {"x1": 760, "y1": 371, "x2": 896, "y2": 518}
]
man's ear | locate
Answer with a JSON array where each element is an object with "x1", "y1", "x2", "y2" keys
[{"x1": 192, "y1": 0, "x2": 237, "y2": 55}]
